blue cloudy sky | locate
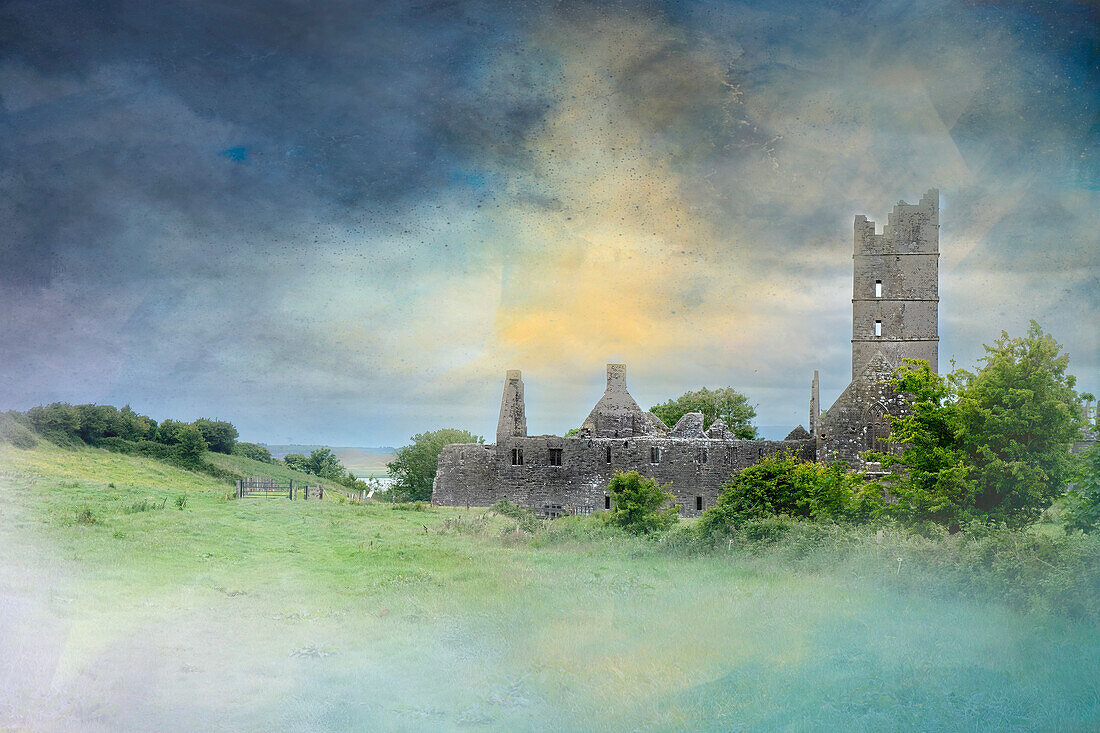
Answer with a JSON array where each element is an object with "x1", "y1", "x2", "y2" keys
[{"x1": 1, "y1": 0, "x2": 1096, "y2": 445}]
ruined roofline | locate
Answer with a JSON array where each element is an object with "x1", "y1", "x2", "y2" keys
[
  {"x1": 486, "y1": 434, "x2": 809, "y2": 445},
  {"x1": 491, "y1": 365, "x2": 789, "y2": 444},
  {"x1": 579, "y1": 363, "x2": 656, "y2": 438}
]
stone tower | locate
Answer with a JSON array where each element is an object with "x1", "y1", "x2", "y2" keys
[
  {"x1": 817, "y1": 189, "x2": 940, "y2": 465},
  {"x1": 496, "y1": 370, "x2": 527, "y2": 442},
  {"x1": 850, "y1": 189, "x2": 939, "y2": 378}
]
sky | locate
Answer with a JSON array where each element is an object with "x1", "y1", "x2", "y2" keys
[{"x1": 1, "y1": 0, "x2": 1096, "y2": 446}]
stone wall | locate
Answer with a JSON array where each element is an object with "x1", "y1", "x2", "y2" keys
[
  {"x1": 434, "y1": 434, "x2": 815, "y2": 516},
  {"x1": 817, "y1": 354, "x2": 909, "y2": 465}
]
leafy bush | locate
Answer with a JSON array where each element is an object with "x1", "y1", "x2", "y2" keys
[
  {"x1": 1064, "y1": 446, "x2": 1100, "y2": 533},
  {"x1": 232, "y1": 441, "x2": 274, "y2": 463},
  {"x1": 283, "y1": 453, "x2": 308, "y2": 472},
  {"x1": 490, "y1": 499, "x2": 532, "y2": 520},
  {"x1": 154, "y1": 419, "x2": 188, "y2": 445},
  {"x1": 191, "y1": 418, "x2": 238, "y2": 454},
  {"x1": 490, "y1": 500, "x2": 542, "y2": 532},
  {"x1": 391, "y1": 501, "x2": 427, "y2": 512},
  {"x1": 75, "y1": 507, "x2": 98, "y2": 525},
  {"x1": 174, "y1": 425, "x2": 208, "y2": 464},
  {"x1": 124, "y1": 498, "x2": 162, "y2": 513},
  {"x1": 606, "y1": 470, "x2": 680, "y2": 535},
  {"x1": 95, "y1": 437, "x2": 179, "y2": 461},
  {"x1": 23, "y1": 403, "x2": 83, "y2": 446},
  {"x1": 699, "y1": 450, "x2": 880, "y2": 536}
]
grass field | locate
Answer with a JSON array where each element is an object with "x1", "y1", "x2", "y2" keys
[
  {"x1": 202, "y1": 451, "x2": 356, "y2": 491},
  {"x1": 1, "y1": 442, "x2": 1098, "y2": 731}
]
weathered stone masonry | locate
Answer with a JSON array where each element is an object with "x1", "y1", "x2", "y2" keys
[
  {"x1": 433, "y1": 365, "x2": 814, "y2": 517},
  {"x1": 818, "y1": 189, "x2": 940, "y2": 465},
  {"x1": 433, "y1": 190, "x2": 941, "y2": 514}
]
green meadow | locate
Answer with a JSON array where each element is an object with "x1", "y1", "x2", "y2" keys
[{"x1": 1, "y1": 442, "x2": 1098, "y2": 731}]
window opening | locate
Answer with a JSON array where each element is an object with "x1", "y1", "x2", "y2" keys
[
  {"x1": 604, "y1": 495, "x2": 611, "y2": 510},
  {"x1": 695, "y1": 496, "x2": 703, "y2": 511},
  {"x1": 874, "y1": 319, "x2": 882, "y2": 337},
  {"x1": 875, "y1": 280, "x2": 882, "y2": 298},
  {"x1": 511, "y1": 448, "x2": 523, "y2": 466},
  {"x1": 549, "y1": 448, "x2": 562, "y2": 466},
  {"x1": 650, "y1": 446, "x2": 661, "y2": 464},
  {"x1": 606, "y1": 445, "x2": 612, "y2": 463}
]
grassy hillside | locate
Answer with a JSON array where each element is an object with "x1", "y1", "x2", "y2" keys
[
  {"x1": 203, "y1": 450, "x2": 352, "y2": 490},
  {"x1": 1, "y1": 441, "x2": 1099, "y2": 730}
]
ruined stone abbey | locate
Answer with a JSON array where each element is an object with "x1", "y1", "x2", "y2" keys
[{"x1": 432, "y1": 190, "x2": 941, "y2": 516}]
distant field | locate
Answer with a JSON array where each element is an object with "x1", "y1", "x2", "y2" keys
[
  {"x1": 264, "y1": 445, "x2": 394, "y2": 477},
  {"x1": 1, "y1": 442, "x2": 1098, "y2": 730}
]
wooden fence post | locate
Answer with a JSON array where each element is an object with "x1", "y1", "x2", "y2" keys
[
  {"x1": 289, "y1": 479, "x2": 294, "y2": 500},
  {"x1": 235, "y1": 479, "x2": 241, "y2": 499}
]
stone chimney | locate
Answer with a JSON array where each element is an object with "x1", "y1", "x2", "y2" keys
[
  {"x1": 496, "y1": 369, "x2": 527, "y2": 442},
  {"x1": 606, "y1": 363, "x2": 627, "y2": 392}
]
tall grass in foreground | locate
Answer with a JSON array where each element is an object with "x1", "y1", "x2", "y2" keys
[{"x1": 1, "y1": 442, "x2": 1099, "y2": 731}]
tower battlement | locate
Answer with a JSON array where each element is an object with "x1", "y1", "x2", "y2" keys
[
  {"x1": 854, "y1": 188, "x2": 939, "y2": 257},
  {"x1": 851, "y1": 189, "x2": 940, "y2": 378}
]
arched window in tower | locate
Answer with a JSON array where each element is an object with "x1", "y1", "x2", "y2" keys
[
  {"x1": 874, "y1": 320, "x2": 882, "y2": 337},
  {"x1": 863, "y1": 402, "x2": 892, "y2": 454},
  {"x1": 875, "y1": 279, "x2": 882, "y2": 297}
]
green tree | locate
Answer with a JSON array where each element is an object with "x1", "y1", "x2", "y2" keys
[
  {"x1": 649, "y1": 387, "x2": 758, "y2": 438},
  {"x1": 305, "y1": 447, "x2": 345, "y2": 479},
  {"x1": 233, "y1": 442, "x2": 274, "y2": 463},
  {"x1": 872, "y1": 322, "x2": 1085, "y2": 528},
  {"x1": 117, "y1": 406, "x2": 157, "y2": 441},
  {"x1": 1064, "y1": 446, "x2": 1100, "y2": 533},
  {"x1": 699, "y1": 450, "x2": 879, "y2": 535},
  {"x1": 606, "y1": 470, "x2": 680, "y2": 534},
  {"x1": 283, "y1": 453, "x2": 308, "y2": 472},
  {"x1": 191, "y1": 418, "x2": 238, "y2": 454},
  {"x1": 867, "y1": 360, "x2": 974, "y2": 528},
  {"x1": 174, "y1": 424, "x2": 209, "y2": 464},
  {"x1": 154, "y1": 419, "x2": 188, "y2": 445},
  {"x1": 24, "y1": 403, "x2": 81, "y2": 445},
  {"x1": 387, "y1": 429, "x2": 484, "y2": 501},
  {"x1": 74, "y1": 404, "x2": 112, "y2": 443}
]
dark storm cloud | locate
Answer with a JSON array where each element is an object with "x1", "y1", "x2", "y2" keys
[
  {"x1": 0, "y1": 0, "x2": 554, "y2": 288},
  {"x1": 0, "y1": 0, "x2": 1095, "y2": 443}
]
